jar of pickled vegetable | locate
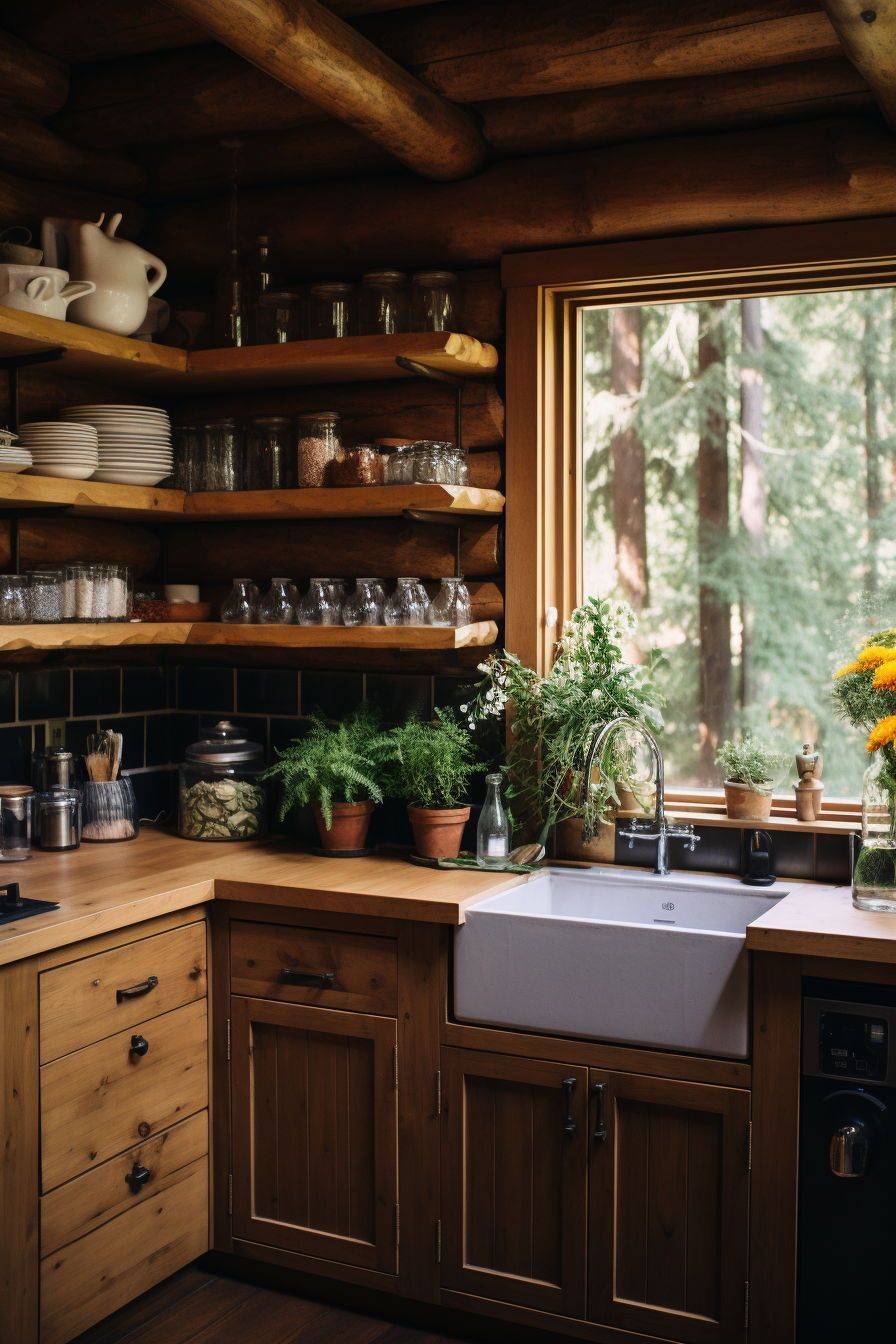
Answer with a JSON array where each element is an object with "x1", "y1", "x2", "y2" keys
[{"x1": 178, "y1": 720, "x2": 268, "y2": 842}]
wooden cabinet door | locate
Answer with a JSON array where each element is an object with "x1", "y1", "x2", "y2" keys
[
  {"x1": 230, "y1": 996, "x2": 398, "y2": 1273},
  {"x1": 441, "y1": 1047, "x2": 588, "y2": 1317},
  {"x1": 589, "y1": 1070, "x2": 750, "y2": 1344}
]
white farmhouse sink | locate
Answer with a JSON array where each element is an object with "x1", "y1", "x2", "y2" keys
[{"x1": 454, "y1": 868, "x2": 784, "y2": 1059}]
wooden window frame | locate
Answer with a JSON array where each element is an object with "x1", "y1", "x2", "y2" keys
[{"x1": 503, "y1": 215, "x2": 896, "y2": 823}]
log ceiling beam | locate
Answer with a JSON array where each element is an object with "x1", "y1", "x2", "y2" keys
[
  {"x1": 151, "y1": 115, "x2": 896, "y2": 280},
  {"x1": 0, "y1": 118, "x2": 146, "y2": 196},
  {"x1": 0, "y1": 27, "x2": 68, "y2": 115},
  {"x1": 143, "y1": 58, "x2": 872, "y2": 198},
  {"x1": 160, "y1": 0, "x2": 486, "y2": 180},
  {"x1": 821, "y1": 0, "x2": 896, "y2": 127}
]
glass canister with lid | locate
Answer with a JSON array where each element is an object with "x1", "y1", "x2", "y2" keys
[
  {"x1": 178, "y1": 720, "x2": 268, "y2": 841},
  {"x1": 297, "y1": 411, "x2": 341, "y2": 487}
]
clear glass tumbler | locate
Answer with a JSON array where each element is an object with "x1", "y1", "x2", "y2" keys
[
  {"x1": 221, "y1": 578, "x2": 260, "y2": 623},
  {"x1": 342, "y1": 578, "x2": 385, "y2": 626},
  {"x1": 258, "y1": 578, "x2": 298, "y2": 624},
  {"x1": 426, "y1": 577, "x2": 472, "y2": 627},
  {"x1": 384, "y1": 577, "x2": 428, "y2": 625},
  {"x1": 297, "y1": 578, "x2": 342, "y2": 625}
]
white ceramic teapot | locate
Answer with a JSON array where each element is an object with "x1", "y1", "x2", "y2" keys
[
  {"x1": 0, "y1": 264, "x2": 96, "y2": 321},
  {"x1": 41, "y1": 213, "x2": 167, "y2": 337}
]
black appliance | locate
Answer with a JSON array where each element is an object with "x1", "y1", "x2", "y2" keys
[
  {"x1": 0, "y1": 880, "x2": 60, "y2": 926},
  {"x1": 798, "y1": 981, "x2": 896, "y2": 1340}
]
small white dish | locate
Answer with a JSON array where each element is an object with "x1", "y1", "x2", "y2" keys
[
  {"x1": 26, "y1": 464, "x2": 96, "y2": 480},
  {"x1": 91, "y1": 469, "x2": 169, "y2": 485}
]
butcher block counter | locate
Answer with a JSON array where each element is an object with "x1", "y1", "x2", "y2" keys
[
  {"x1": 0, "y1": 828, "x2": 527, "y2": 967},
  {"x1": 746, "y1": 879, "x2": 896, "y2": 964}
]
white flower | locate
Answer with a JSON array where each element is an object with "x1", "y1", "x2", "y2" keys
[{"x1": 459, "y1": 703, "x2": 469, "y2": 713}]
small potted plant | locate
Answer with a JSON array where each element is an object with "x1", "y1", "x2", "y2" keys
[
  {"x1": 389, "y1": 708, "x2": 482, "y2": 860},
  {"x1": 263, "y1": 709, "x2": 393, "y2": 854},
  {"x1": 716, "y1": 735, "x2": 787, "y2": 821}
]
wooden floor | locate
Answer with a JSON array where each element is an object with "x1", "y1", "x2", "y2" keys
[{"x1": 72, "y1": 1269, "x2": 471, "y2": 1344}]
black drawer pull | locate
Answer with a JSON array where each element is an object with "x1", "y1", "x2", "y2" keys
[
  {"x1": 129, "y1": 1033, "x2": 150, "y2": 1058},
  {"x1": 278, "y1": 968, "x2": 336, "y2": 988},
  {"x1": 592, "y1": 1081, "x2": 608, "y2": 1142},
  {"x1": 116, "y1": 975, "x2": 159, "y2": 1004},
  {"x1": 562, "y1": 1077, "x2": 577, "y2": 1136},
  {"x1": 125, "y1": 1162, "x2": 152, "y2": 1193}
]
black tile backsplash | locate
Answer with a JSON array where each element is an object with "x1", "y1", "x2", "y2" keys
[
  {"x1": 99, "y1": 717, "x2": 146, "y2": 771},
  {"x1": 0, "y1": 670, "x2": 14, "y2": 723},
  {"x1": 178, "y1": 664, "x2": 234, "y2": 713},
  {"x1": 0, "y1": 725, "x2": 33, "y2": 783},
  {"x1": 301, "y1": 671, "x2": 363, "y2": 720},
  {"x1": 366, "y1": 673, "x2": 431, "y2": 724},
  {"x1": 18, "y1": 668, "x2": 70, "y2": 721},
  {"x1": 73, "y1": 668, "x2": 121, "y2": 718},
  {"x1": 238, "y1": 668, "x2": 299, "y2": 718},
  {"x1": 123, "y1": 666, "x2": 168, "y2": 713}
]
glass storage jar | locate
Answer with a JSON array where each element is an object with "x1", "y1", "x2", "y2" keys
[
  {"x1": 199, "y1": 419, "x2": 243, "y2": 491},
  {"x1": 853, "y1": 753, "x2": 896, "y2": 911},
  {"x1": 342, "y1": 578, "x2": 385, "y2": 626},
  {"x1": 221, "y1": 578, "x2": 260, "y2": 623},
  {"x1": 308, "y1": 282, "x2": 356, "y2": 339},
  {"x1": 410, "y1": 270, "x2": 458, "y2": 331},
  {"x1": 0, "y1": 785, "x2": 32, "y2": 863},
  {"x1": 297, "y1": 578, "x2": 342, "y2": 625},
  {"x1": 172, "y1": 424, "x2": 200, "y2": 492},
  {"x1": 25, "y1": 569, "x2": 64, "y2": 623},
  {"x1": 253, "y1": 289, "x2": 303, "y2": 345},
  {"x1": 359, "y1": 271, "x2": 408, "y2": 335},
  {"x1": 0, "y1": 574, "x2": 29, "y2": 623},
  {"x1": 258, "y1": 577, "x2": 298, "y2": 625},
  {"x1": 330, "y1": 444, "x2": 385, "y2": 487},
  {"x1": 384, "y1": 443, "x2": 415, "y2": 484},
  {"x1": 412, "y1": 440, "x2": 454, "y2": 483},
  {"x1": 245, "y1": 416, "x2": 296, "y2": 490},
  {"x1": 297, "y1": 411, "x2": 340, "y2": 487},
  {"x1": 178, "y1": 720, "x2": 267, "y2": 842},
  {"x1": 384, "y1": 577, "x2": 428, "y2": 625},
  {"x1": 426, "y1": 577, "x2": 472, "y2": 627}
]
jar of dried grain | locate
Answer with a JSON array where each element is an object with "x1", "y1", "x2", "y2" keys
[{"x1": 297, "y1": 411, "x2": 340, "y2": 487}]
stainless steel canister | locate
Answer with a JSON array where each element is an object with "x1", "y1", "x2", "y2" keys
[{"x1": 35, "y1": 789, "x2": 81, "y2": 851}]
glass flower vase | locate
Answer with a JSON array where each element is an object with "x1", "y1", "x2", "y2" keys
[{"x1": 853, "y1": 752, "x2": 896, "y2": 912}]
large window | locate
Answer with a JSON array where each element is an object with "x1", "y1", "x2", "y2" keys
[{"x1": 580, "y1": 288, "x2": 896, "y2": 797}]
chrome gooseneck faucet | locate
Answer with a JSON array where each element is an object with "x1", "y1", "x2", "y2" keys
[{"x1": 577, "y1": 716, "x2": 700, "y2": 876}]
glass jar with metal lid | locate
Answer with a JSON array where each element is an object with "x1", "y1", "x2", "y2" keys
[
  {"x1": 359, "y1": 271, "x2": 408, "y2": 335},
  {"x1": 178, "y1": 720, "x2": 268, "y2": 842},
  {"x1": 410, "y1": 270, "x2": 458, "y2": 331},
  {"x1": 308, "y1": 282, "x2": 356, "y2": 339}
]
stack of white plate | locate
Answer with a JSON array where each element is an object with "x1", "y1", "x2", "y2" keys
[
  {"x1": 19, "y1": 422, "x2": 99, "y2": 480},
  {"x1": 60, "y1": 404, "x2": 173, "y2": 486},
  {"x1": 0, "y1": 438, "x2": 33, "y2": 474}
]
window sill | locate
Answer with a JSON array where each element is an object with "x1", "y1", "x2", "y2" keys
[{"x1": 630, "y1": 791, "x2": 861, "y2": 837}]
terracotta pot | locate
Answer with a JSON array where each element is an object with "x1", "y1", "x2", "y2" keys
[
  {"x1": 408, "y1": 804, "x2": 471, "y2": 860},
  {"x1": 312, "y1": 800, "x2": 375, "y2": 853},
  {"x1": 723, "y1": 782, "x2": 772, "y2": 821},
  {"x1": 555, "y1": 817, "x2": 616, "y2": 863}
]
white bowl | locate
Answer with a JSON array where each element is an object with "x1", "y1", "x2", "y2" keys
[
  {"x1": 26, "y1": 464, "x2": 96, "y2": 480},
  {"x1": 91, "y1": 469, "x2": 169, "y2": 485}
]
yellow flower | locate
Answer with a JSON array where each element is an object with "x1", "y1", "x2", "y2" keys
[
  {"x1": 857, "y1": 646, "x2": 896, "y2": 669},
  {"x1": 867, "y1": 716, "x2": 896, "y2": 752},
  {"x1": 873, "y1": 660, "x2": 896, "y2": 690},
  {"x1": 833, "y1": 659, "x2": 862, "y2": 679}
]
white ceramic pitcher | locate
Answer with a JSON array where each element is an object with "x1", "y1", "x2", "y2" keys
[
  {"x1": 0, "y1": 264, "x2": 96, "y2": 320},
  {"x1": 41, "y1": 213, "x2": 167, "y2": 336}
]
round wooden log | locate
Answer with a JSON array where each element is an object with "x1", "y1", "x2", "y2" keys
[
  {"x1": 168, "y1": 378, "x2": 505, "y2": 450},
  {"x1": 4, "y1": 518, "x2": 160, "y2": 577},
  {"x1": 161, "y1": 0, "x2": 486, "y2": 180},
  {"x1": 0, "y1": 28, "x2": 69, "y2": 115},
  {"x1": 153, "y1": 116, "x2": 896, "y2": 278},
  {"x1": 163, "y1": 518, "x2": 502, "y2": 582},
  {"x1": 822, "y1": 0, "x2": 896, "y2": 128},
  {"x1": 0, "y1": 118, "x2": 147, "y2": 195},
  {"x1": 0, "y1": 167, "x2": 145, "y2": 239},
  {"x1": 467, "y1": 450, "x2": 502, "y2": 491}
]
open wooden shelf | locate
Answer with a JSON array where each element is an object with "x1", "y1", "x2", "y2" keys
[
  {"x1": 0, "y1": 309, "x2": 498, "y2": 392},
  {"x1": 0, "y1": 473, "x2": 504, "y2": 521},
  {"x1": 0, "y1": 621, "x2": 498, "y2": 652}
]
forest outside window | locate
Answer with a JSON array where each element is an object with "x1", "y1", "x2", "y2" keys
[{"x1": 580, "y1": 287, "x2": 896, "y2": 799}]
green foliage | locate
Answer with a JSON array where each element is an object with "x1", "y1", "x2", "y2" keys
[
  {"x1": 468, "y1": 596, "x2": 664, "y2": 845},
  {"x1": 716, "y1": 735, "x2": 787, "y2": 793},
  {"x1": 855, "y1": 844, "x2": 896, "y2": 890},
  {"x1": 388, "y1": 708, "x2": 482, "y2": 810},
  {"x1": 263, "y1": 709, "x2": 393, "y2": 830}
]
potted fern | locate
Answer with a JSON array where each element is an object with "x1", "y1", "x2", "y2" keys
[
  {"x1": 716, "y1": 735, "x2": 787, "y2": 821},
  {"x1": 263, "y1": 709, "x2": 393, "y2": 854},
  {"x1": 389, "y1": 709, "x2": 482, "y2": 860}
]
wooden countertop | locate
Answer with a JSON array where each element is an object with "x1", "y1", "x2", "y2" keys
[
  {"x1": 746, "y1": 881, "x2": 896, "y2": 964},
  {"x1": 0, "y1": 829, "x2": 526, "y2": 967}
]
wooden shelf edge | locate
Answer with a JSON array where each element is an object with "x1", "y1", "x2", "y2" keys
[
  {"x1": 620, "y1": 807, "x2": 857, "y2": 837},
  {"x1": 0, "y1": 621, "x2": 498, "y2": 652},
  {"x1": 0, "y1": 473, "x2": 185, "y2": 518}
]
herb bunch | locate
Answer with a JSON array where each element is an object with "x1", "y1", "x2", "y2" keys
[
  {"x1": 263, "y1": 708, "x2": 394, "y2": 830},
  {"x1": 388, "y1": 708, "x2": 482, "y2": 810},
  {"x1": 715, "y1": 735, "x2": 787, "y2": 794}
]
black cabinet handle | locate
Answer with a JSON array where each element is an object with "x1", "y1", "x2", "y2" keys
[
  {"x1": 278, "y1": 968, "x2": 336, "y2": 988},
  {"x1": 125, "y1": 1162, "x2": 152, "y2": 1194},
  {"x1": 116, "y1": 975, "x2": 159, "y2": 1004},
  {"x1": 562, "y1": 1077, "x2": 577, "y2": 1136},
  {"x1": 592, "y1": 1082, "x2": 607, "y2": 1142},
  {"x1": 129, "y1": 1034, "x2": 150, "y2": 1058}
]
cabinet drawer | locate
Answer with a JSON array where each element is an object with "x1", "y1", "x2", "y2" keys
[
  {"x1": 41, "y1": 1110, "x2": 208, "y2": 1257},
  {"x1": 231, "y1": 919, "x2": 398, "y2": 1015},
  {"x1": 41, "y1": 997, "x2": 208, "y2": 1191},
  {"x1": 40, "y1": 1155, "x2": 208, "y2": 1344},
  {"x1": 40, "y1": 919, "x2": 207, "y2": 1063}
]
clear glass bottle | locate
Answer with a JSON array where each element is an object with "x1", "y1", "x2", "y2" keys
[
  {"x1": 297, "y1": 411, "x2": 340, "y2": 487},
  {"x1": 477, "y1": 772, "x2": 510, "y2": 869},
  {"x1": 359, "y1": 270, "x2": 408, "y2": 335},
  {"x1": 384, "y1": 577, "x2": 428, "y2": 625},
  {"x1": 248, "y1": 234, "x2": 276, "y2": 344},
  {"x1": 853, "y1": 754, "x2": 896, "y2": 911},
  {"x1": 297, "y1": 578, "x2": 341, "y2": 625},
  {"x1": 245, "y1": 416, "x2": 295, "y2": 489},
  {"x1": 258, "y1": 578, "x2": 297, "y2": 625},
  {"x1": 410, "y1": 270, "x2": 458, "y2": 332},
  {"x1": 342, "y1": 578, "x2": 384, "y2": 626},
  {"x1": 215, "y1": 246, "x2": 248, "y2": 347},
  {"x1": 308, "y1": 282, "x2": 356, "y2": 339},
  {"x1": 221, "y1": 578, "x2": 260, "y2": 623},
  {"x1": 426, "y1": 577, "x2": 472, "y2": 627}
]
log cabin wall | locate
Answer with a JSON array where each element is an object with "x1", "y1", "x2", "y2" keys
[{"x1": 0, "y1": 0, "x2": 892, "y2": 844}]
